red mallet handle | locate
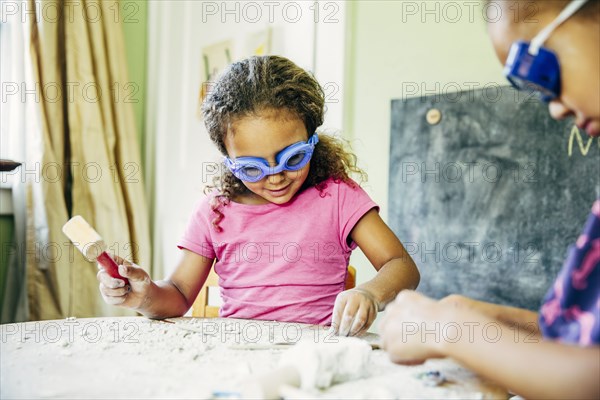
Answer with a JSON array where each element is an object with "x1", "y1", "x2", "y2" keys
[{"x1": 97, "y1": 252, "x2": 129, "y2": 285}]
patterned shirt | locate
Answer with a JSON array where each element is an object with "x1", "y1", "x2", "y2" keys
[{"x1": 539, "y1": 199, "x2": 600, "y2": 345}]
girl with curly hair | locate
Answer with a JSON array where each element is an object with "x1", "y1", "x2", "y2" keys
[{"x1": 97, "y1": 55, "x2": 419, "y2": 336}]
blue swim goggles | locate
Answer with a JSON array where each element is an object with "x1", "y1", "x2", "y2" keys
[
  {"x1": 504, "y1": 0, "x2": 587, "y2": 102},
  {"x1": 224, "y1": 133, "x2": 319, "y2": 182}
]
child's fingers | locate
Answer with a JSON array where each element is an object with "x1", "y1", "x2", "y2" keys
[
  {"x1": 330, "y1": 299, "x2": 345, "y2": 335},
  {"x1": 331, "y1": 293, "x2": 354, "y2": 335},
  {"x1": 338, "y1": 302, "x2": 359, "y2": 337},
  {"x1": 334, "y1": 290, "x2": 379, "y2": 336},
  {"x1": 102, "y1": 295, "x2": 126, "y2": 306},
  {"x1": 117, "y1": 264, "x2": 148, "y2": 283},
  {"x1": 332, "y1": 290, "x2": 379, "y2": 336},
  {"x1": 96, "y1": 268, "x2": 126, "y2": 289},
  {"x1": 331, "y1": 296, "x2": 351, "y2": 336},
  {"x1": 338, "y1": 314, "x2": 354, "y2": 337},
  {"x1": 98, "y1": 282, "x2": 129, "y2": 305},
  {"x1": 109, "y1": 253, "x2": 129, "y2": 266},
  {"x1": 100, "y1": 284, "x2": 130, "y2": 297},
  {"x1": 349, "y1": 305, "x2": 371, "y2": 337}
]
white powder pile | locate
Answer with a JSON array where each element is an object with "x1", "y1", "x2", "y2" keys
[{"x1": 0, "y1": 317, "x2": 507, "y2": 399}]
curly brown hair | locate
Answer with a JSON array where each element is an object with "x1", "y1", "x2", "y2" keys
[{"x1": 201, "y1": 55, "x2": 366, "y2": 231}]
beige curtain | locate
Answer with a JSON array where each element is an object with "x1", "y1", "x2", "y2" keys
[{"x1": 25, "y1": 0, "x2": 150, "y2": 319}]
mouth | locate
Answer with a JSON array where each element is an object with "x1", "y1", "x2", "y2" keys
[{"x1": 266, "y1": 184, "x2": 291, "y2": 197}]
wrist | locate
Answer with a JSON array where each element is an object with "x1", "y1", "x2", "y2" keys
[
  {"x1": 133, "y1": 280, "x2": 155, "y2": 313},
  {"x1": 428, "y1": 301, "x2": 464, "y2": 356},
  {"x1": 435, "y1": 301, "x2": 496, "y2": 358}
]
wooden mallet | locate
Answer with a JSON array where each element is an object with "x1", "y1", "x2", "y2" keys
[{"x1": 62, "y1": 215, "x2": 129, "y2": 285}]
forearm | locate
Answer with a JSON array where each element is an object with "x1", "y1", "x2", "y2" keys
[
  {"x1": 447, "y1": 296, "x2": 541, "y2": 336},
  {"x1": 135, "y1": 280, "x2": 190, "y2": 319},
  {"x1": 437, "y1": 309, "x2": 599, "y2": 399},
  {"x1": 357, "y1": 258, "x2": 420, "y2": 310},
  {"x1": 485, "y1": 303, "x2": 540, "y2": 335}
]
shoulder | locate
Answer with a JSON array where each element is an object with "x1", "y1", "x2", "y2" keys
[
  {"x1": 321, "y1": 177, "x2": 371, "y2": 201},
  {"x1": 314, "y1": 177, "x2": 364, "y2": 195},
  {"x1": 189, "y1": 191, "x2": 227, "y2": 219},
  {"x1": 304, "y1": 178, "x2": 376, "y2": 211}
]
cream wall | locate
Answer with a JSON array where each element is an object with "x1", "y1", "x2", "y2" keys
[
  {"x1": 345, "y1": 1, "x2": 506, "y2": 293},
  {"x1": 146, "y1": 1, "x2": 347, "y2": 280}
]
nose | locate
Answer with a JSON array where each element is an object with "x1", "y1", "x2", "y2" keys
[
  {"x1": 548, "y1": 100, "x2": 573, "y2": 121},
  {"x1": 267, "y1": 172, "x2": 285, "y2": 185}
]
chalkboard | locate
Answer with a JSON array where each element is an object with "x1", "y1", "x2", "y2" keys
[{"x1": 389, "y1": 85, "x2": 600, "y2": 311}]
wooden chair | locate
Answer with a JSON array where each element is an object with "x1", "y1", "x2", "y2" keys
[
  {"x1": 191, "y1": 267, "x2": 220, "y2": 318},
  {"x1": 191, "y1": 265, "x2": 357, "y2": 318}
]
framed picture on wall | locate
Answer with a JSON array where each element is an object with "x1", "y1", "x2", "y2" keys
[
  {"x1": 242, "y1": 27, "x2": 272, "y2": 57},
  {"x1": 196, "y1": 28, "x2": 272, "y2": 119},
  {"x1": 197, "y1": 40, "x2": 233, "y2": 118}
]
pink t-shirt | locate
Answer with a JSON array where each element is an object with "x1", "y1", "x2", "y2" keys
[{"x1": 178, "y1": 178, "x2": 378, "y2": 325}]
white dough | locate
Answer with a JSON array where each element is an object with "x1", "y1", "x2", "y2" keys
[{"x1": 279, "y1": 337, "x2": 372, "y2": 390}]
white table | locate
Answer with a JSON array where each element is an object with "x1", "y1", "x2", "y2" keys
[{"x1": 1, "y1": 317, "x2": 508, "y2": 399}]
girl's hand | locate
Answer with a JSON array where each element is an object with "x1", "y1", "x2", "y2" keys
[
  {"x1": 331, "y1": 288, "x2": 380, "y2": 337},
  {"x1": 97, "y1": 254, "x2": 152, "y2": 311},
  {"x1": 379, "y1": 290, "x2": 446, "y2": 365}
]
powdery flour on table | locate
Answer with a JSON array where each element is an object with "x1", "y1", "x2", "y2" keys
[{"x1": 0, "y1": 317, "x2": 508, "y2": 399}]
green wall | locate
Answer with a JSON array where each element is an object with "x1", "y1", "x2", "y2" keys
[
  {"x1": 0, "y1": 215, "x2": 15, "y2": 310},
  {"x1": 122, "y1": 0, "x2": 148, "y2": 167}
]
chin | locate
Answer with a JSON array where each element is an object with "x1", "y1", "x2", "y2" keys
[{"x1": 267, "y1": 195, "x2": 293, "y2": 205}]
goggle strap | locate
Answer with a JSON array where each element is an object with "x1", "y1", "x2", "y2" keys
[{"x1": 529, "y1": 0, "x2": 587, "y2": 55}]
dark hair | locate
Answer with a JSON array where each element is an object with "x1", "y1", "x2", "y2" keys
[{"x1": 202, "y1": 55, "x2": 366, "y2": 231}]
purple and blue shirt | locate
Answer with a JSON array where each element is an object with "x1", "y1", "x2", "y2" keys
[{"x1": 539, "y1": 199, "x2": 600, "y2": 346}]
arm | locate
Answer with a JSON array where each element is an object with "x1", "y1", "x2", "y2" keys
[
  {"x1": 352, "y1": 209, "x2": 420, "y2": 306},
  {"x1": 98, "y1": 249, "x2": 214, "y2": 319},
  {"x1": 441, "y1": 294, "x2": 541, "y2": 336},
  {"x1": 331, "y1": 209, "x2": 420, "y2": 336},
  {"x1": 380, "y1": 291, "x2": 600, "y2": 399}
]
